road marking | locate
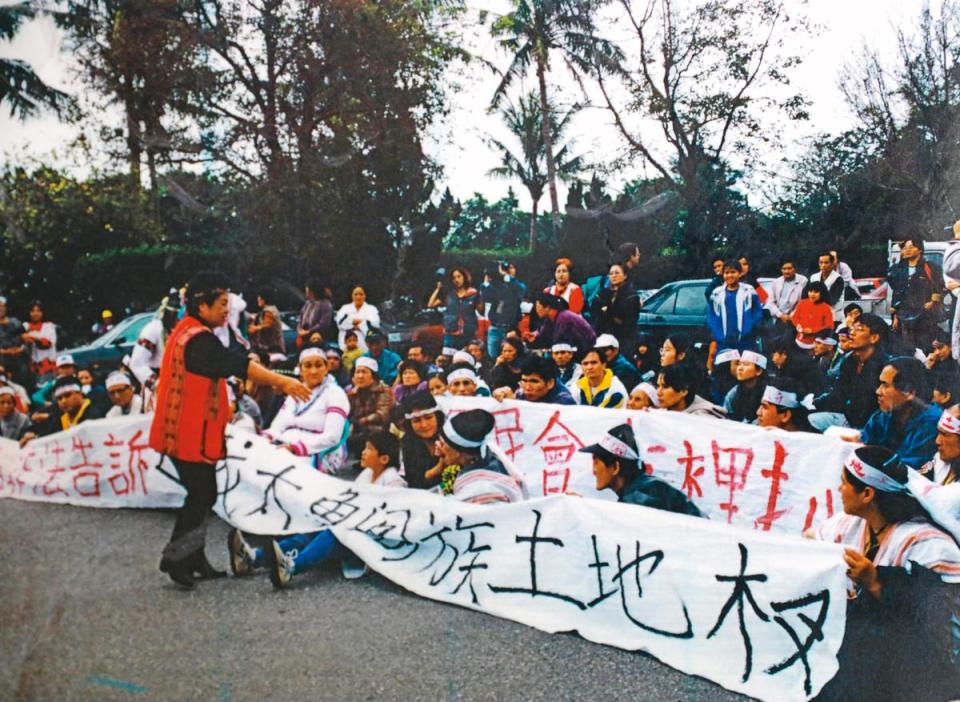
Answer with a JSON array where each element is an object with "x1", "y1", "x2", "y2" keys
[{"x1": 86, "y1": 676, "x2": 147, "y2": 693}]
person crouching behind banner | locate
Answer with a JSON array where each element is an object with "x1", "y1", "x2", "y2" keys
[
  {"x1": 755, "y1": 380, "x2": 812, "y2": 432},
  {"x1": 20, "y1": 375, "x2": 103, "y2": 446},
  {"x1": 579, "y1": 424, "x2": 703, "y2": 517},
  {"x1": 149, "y1": 271, "x2": 311, "y2": 590},
  {"x1": 811, "y1": 445, "x2": 960, "y2": 701},
  {"x1": 261, "y1": 346, "x2": 350, "y2": 473},
  {"x1": 920, "y1": 405, "x2": 960, "y2": 485},
  {"x1": 231, "y1": 431, "x2": 406, "y2": 589},
  {"x1": 434, "y1": 409, "x2": 524, "y2": 504},
  {"x1": 399, "y1": 391, "x2": 445, "y2": 490}
]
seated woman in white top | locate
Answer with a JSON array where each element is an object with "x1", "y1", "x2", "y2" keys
[{"x1": 262, "y1": 346, "x2": 350, "y2": 473}]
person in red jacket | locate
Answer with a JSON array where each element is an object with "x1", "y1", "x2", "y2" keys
[
  {"x1": 790, "y1": 281, "x2": 834, "y2": 350},
  {"x1": 150, "y1": 271, "x2": 310, "y2": 590}
]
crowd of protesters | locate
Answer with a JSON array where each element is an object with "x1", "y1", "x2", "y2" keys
[{"x1": 7, "y1": 232, "x2": 960, "y2": 698}]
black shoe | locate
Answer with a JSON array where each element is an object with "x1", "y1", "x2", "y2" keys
[
  {"x1": 191, "y1": 554, "x2": 227, "y2": 581},
  {"x1": 160, "y1": 557, "x2": 197, "y2": 590}
]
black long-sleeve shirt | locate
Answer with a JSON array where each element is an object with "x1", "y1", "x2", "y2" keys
[{"x1": 184, "y1": 331, "x2": 249, "y2": 380}]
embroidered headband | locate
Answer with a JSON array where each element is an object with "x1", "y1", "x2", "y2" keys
[
  {"x1": 54, "y1": 382, "x2": 82, "y2": 398},
  {"x1": 299, "y1": 347, "x2": 325, "y2": 363},
  {"x1": 715, "y1": 349, "x2": 740, "y2": 365},
  {"x1": 105, "y1": 371, "x2": 132, "y2": 389},
  {"x1": 598, "y1": 432, "x2": 640, "y2": 461},
  {"x1": 844, "y1": 454, "x2": 909, "y2": 494},
  {"x1": 938, "y1": 410, "x2": 960, "y2": 436},
  {"x1": 441, "y1": 418, "x2": 485, "y2": 449},
  {"x1": 739, "y1": 350, "x2": 767, "y2": 369},
  {"x1": 761, "y1": 385, "x2": 799, "y2": 409},
  {"x1": 446, "y1": 368, "x2": 478, "y2": 384}
]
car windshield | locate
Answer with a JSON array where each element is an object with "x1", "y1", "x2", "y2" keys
[{"x1": 95, "y1": 314, "x2": 151, "y2": 347}]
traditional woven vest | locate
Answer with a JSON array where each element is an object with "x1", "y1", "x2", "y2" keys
[{"x1": 149, "y1": 316, "x2": 228, "y2": 464}]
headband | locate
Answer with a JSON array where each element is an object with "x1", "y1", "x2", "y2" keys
[
  {"x1": 441, "y1": 347, "x2": 457, "y2": 357},
  {"x1": 814, "y1": 336, "x2": 838, "y2": 347},
  {"x1": 739, "y1": 350, "x2": 767, "y2": 369},
  {"x1": 551, "y1": 343, "x2": 576, "y2": 353},
  {"x1": 299, "y1": 347, "x2": 325, "y2": 363},
  {"x1": 632, "y1": 382, "x2": 658, "y2": 406},
  {"x1": 762, "y1": 385, "x2": 799, "y2": 409},
  {"x1": 715, "y1": 349, "x2": 740, "y2": 365},
  {"x1": 0, "y1": 387, "x2": 14, "y2": 398},
  {"x1": 452, "y1": 350, "x2": 475, "y2": 366},
  {"x1": 599, "y1": 433, "x2": 640, "y2": 461},
  {"x1": 844, "y1": 454, "x2": 909, "y2": 494},
  {"x1": 938, "y1": 410, "x2": 960, "y2": 436},
  {"x1": 54, "y1": 382, "x2": 82, "y2": 398},
  {"x1": 442, "y1": 418, "x2": 485, "y2": 449},
  {"x1": 105, "y1": 371, "x2": 132, "y2": 389},
  {"x1": 446, "y1": 368, "x2": 478, "y2": 384},
  {"x1": 405, "y1": 406, "x2": 439, "y2": 420},
  {"x1": 355, "y1": 356, "x2": 379, "y2": 373}
]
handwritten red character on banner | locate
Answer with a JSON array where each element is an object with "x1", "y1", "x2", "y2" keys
[
  {"x1": 491, "y1": 407, "x2": 524, "y2": 460},
  {"x1": 69, "y1": 436, "x2": 103, "y2": 498},
  {"x1": 100, "y1": 429, "x2": 152, "y2": 497},
  {"x1": 676, "y1": 440, "x2": 705, "y2": 498},
  {"x1": 532, "y1": 410, "x2": 585, "y2": 494},
  {"x1": 712, "y1": 441, "x2": 754, "y2": 523},
  {"x1": 754, "y1": 441, "x2": 790, "y2": 531},
  {"x1": 802, "y1": 489, "x2": 836, "y2": 532},
  {"x1": 38, "y1": 440, "x2": 68, "y2": 498}
]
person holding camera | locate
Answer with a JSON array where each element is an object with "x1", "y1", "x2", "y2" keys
[
  {"x1": 482, "y1": 261, "x2": 524, "y2": 359},
  {"x1": 427, "y1": 266, "x2": 481, "y2": 351}
]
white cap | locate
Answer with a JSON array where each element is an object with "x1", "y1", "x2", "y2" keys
[
  {"x1": 355, "y1": 356, "x2": 379, "y2": 374},
  {"x1": 594, "y1": 334, "x2": 619, "y2": 349},
  {"x1": 56, "y1": 354, "x2": 76, "y2": 368},
  {"x1": 105, "y1": 371, "x2": 132, "y2": 390}
]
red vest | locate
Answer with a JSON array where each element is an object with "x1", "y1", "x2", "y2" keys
[{"x1": 149, "y1": 316, "x2": 229, "y2": 464}]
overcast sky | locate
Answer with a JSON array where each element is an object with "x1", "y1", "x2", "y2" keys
[{"x1": 0, "y1": 0, "x2": 925, "y2": 210}]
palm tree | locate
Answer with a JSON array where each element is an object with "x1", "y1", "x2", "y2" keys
[
  {"x1": 487, "y1": 91, "x2": 583, "y2": 251},
  {"x1": 0, "y1": 3, "x2": 67, "y2": 118},
  {"x1": 490, "y1": 0, "x2": 619, "y2": 234}
]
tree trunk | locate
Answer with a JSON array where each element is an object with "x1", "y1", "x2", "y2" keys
[
  {"x1": 124, "y1": 99, "x2": 142, "y2": 193},
  {"x1": 536, "y1": 58, "x2": 560, "y2": 246},
  {"x1": 529, "y1": 197, "x2": 539, "y2": 252}
]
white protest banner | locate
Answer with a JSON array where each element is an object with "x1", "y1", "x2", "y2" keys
[
  {"x1": 0, "y1": 415, "x2": 184, "y2": 508},
  {"x1": 437, "y1": 396, "x2": 855, "y2": 533},
  {"x1": 216, "y1": 430, "x2": 849, "y2": 702},
  {"x1": 0, "y1": 401, "x2": 854, "y2": 535}
]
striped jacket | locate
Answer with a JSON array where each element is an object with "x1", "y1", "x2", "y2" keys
[{"x1": 570, "y1": 368, "x2": 626, "y2": 409}]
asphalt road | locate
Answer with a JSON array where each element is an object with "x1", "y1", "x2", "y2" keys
[{"x1": 1, "y1": 499, "x2": 748, "y2": 702}]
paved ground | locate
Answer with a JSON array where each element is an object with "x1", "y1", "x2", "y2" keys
[{"x1": 1, "y1": 499, "x2": 748, "y2": 702}]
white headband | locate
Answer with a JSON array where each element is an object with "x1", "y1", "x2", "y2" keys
[
  {"x1": 0, "y1": 387, "x2": 14, "y2": 398},
  {"x1": 446, "y1": 368, "x2": 478, "y2": 384},
  {"x1": 442, "y1": 418, "x2": 485, "y2": 449},
  {"x1": 598, "y1": 433, "x2": 640, "y2": 461},
  {"x1": 105, "y1": 371, "x2": 132, "y2": 389},
  {"x1": 814, "y1": 336, "x2": 838, "y2": 346},
  {"x1": 739, "y1": 350, "x2": 767, "y2": 369},
  {"x1": 405, "y1": 406, "x2": 438, "y2": 420},
  {"x1": 54, "y1": 382, "x2": 82, "y2": 398},
  {"x1": 715, "y1": 349, "x2": 740, "y2": 365},
  {"x1": 762, "y1": 385, "x2": 799, "y2": 408},
  {"x1": 299, "y1": 347, "x2": 325, "y2": 363},
  {"x1": 551, "y1": 343, "x2": 576, "y2": 353},
  {"x1": 938, "y1": 410, "x2": 960, "y2": 436},
  {"x1": 355, "y1": 356, "x2": 379, "y2": 374},
  {"x1": 452, "y1": 350, "x2": 475, "y2": 366},
  {"x1": 844, "y1": 454, "x2": 909, "y2": 494},
  {"x1": 632, "y1": 382, "x2": 658, "y2": 406}
]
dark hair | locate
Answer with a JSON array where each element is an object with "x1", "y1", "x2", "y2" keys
[
  {"x1": 591, "y1": 448, "x2": 641, "y2": 483},
  {"x1": 581, "y1": 348, "x2": 606, "y2": 365},
  {"x1": 722, "y1": 258, "x2": 741, "y2": 272},
  {"x1": 257, "y1": 286, "x2": 275, "y2": 303},
  {"x1": 903, "y1": 237, "x2": 926, "y2": 253},
  {"x1": 662, "y1": 332, "x2": 691, "y2": 359},
  {"x1": 306, "y1": 279, "x2": 329, "y2": 300},
  {"x1": 366, "y1": 431, "x2": 400, "y2": 468},
  {"x1": 770, "y1": 333, "x2": 796, "y2": 355},
  {"x1": 519, "y1": 353, "x2": 558, "y2": 382},
  {"x1": 449, "y1": 266, "x2": 473, "y2": 288},
  {"x1": 659, "y1": 363, "x2": 697, "y2": 395},
  {"x1": 501, "y1": 337, "x2": 525, "y2": 357},
  {"x1": 803, "y1": 281, "x2": 829, "y2": 299},
  {"x1": 843, "y1": 446, "x2": 929, "y2": 524},
  {"x1": 186, "y1": 271, "x2": 230, "y2": 317},
  {"x1": 535, "y1": 291, "x2": 568, "y2": 311},
  {"x1": 886, "y1": 356, "x2": 929, "y2": 401},
  {"x1": 764, "y1": 378, "x2": 811, "y2": 430},
  {"x1": 398, "y1": 359, "x2": 425, "y2": 383},
  {"x1": 29, "y1": 300, "x2": 44, "y2": 315},
  {"x1": 856, "y1": 313, "x2": 889, "y2": 344},
  {"x1": 615, "y1": 242, "x2": 639, "y2": 263},
  {"x1": 843, "y1": 302, "x2": 863, "y2": 316},
  {"x1": 817, "y1": 251, "x2": 836, "y2": 263},
  {"x1": 780, "y1": 257, "x2": 795, "y2": 267},
  {"x1": 344, "y1": 329, "x2": 358, "y2": 341},
  {"x1": 932, "y1": 369, "x2": 960, "y2": 403}
]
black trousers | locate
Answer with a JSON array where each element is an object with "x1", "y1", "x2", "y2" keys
[{"x1": 162, "y1": 458, "x2": 218, "y2": 565}]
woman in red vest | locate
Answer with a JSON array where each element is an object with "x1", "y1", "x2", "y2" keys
[{"x1": 150, "y1": 271, "x2": 311, "y2": 589}]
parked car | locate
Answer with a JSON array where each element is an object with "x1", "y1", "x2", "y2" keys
[
  {"x1": 60, "y1": 312, "x2": 156, "y2": 374},
  {"x1": 636, "y1": 278, "x2": 712, "y2": 344}
]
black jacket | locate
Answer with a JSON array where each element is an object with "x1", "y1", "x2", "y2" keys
[
  {"x1": 814, "y1": 349, "x2": 889, "y2": 428},
  {"x1": 619, "y1": 473, "x2": 704, "y2": 518}
]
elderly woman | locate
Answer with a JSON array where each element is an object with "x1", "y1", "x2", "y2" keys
[
  {"x1": 347, "y1": 356, "x2": 393, "y2": 454},
  {"x1": 263, "y1": 346, "x2": 351, "y2": 473},
  {"x1": 399, "y1": 391, "x2": 445, "y2": 490},
  {"x1": 428, "y1": 266, "x2": 481, "y2": 350},
  {"x1": 0, "y1": 386, "x2": 30, "y2": 440},
  {"x1": 336, "y1": 285, "x2": 380, "y2": 352},
  {"x1": 589, "y1": 263, "x2": 639, "y2": 357},
  {"x1": 544, "y1": 257, "x2": 584, "y2": 314}
]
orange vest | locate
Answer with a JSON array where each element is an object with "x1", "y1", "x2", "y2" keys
[{"x1": 149, "y1": 316, "x2": 229, "y2": 464}]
